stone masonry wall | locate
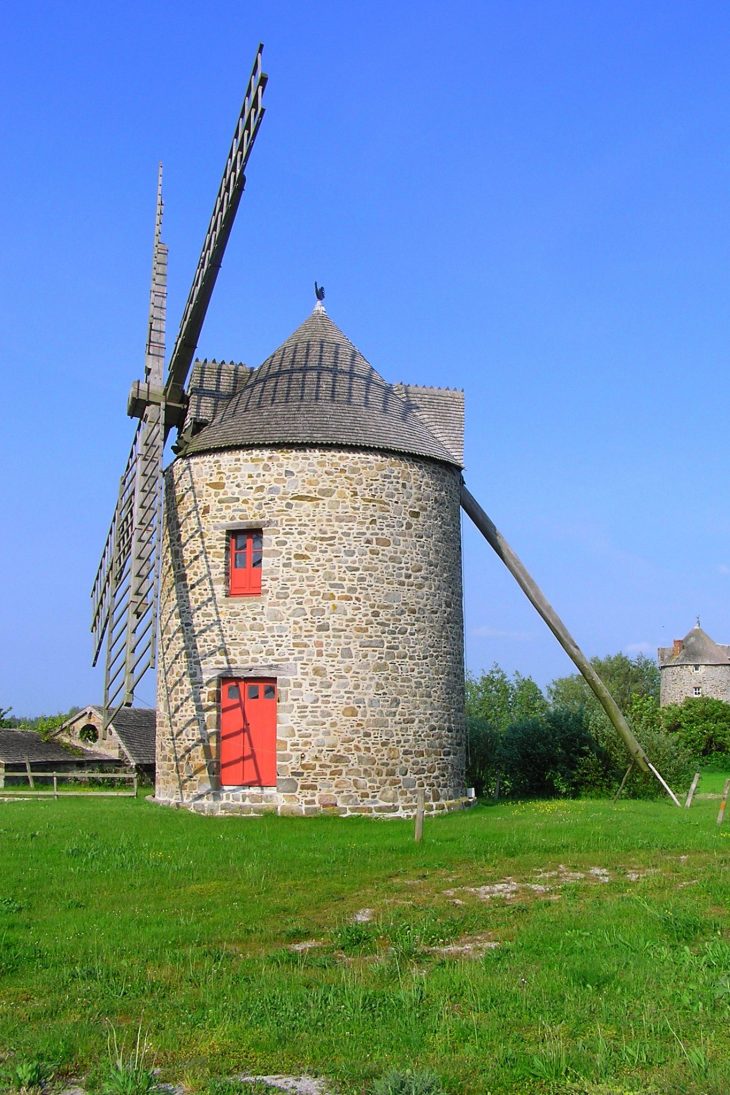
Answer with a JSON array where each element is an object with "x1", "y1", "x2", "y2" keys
[
  {"x1": 660, "y1": 663, "x2": 730, "y2": 706},
  {"x1": 154, "y1": 445, "x2": 466, "y2": 816}
]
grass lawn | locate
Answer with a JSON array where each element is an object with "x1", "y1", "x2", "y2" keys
[{"x1": 0, "y1": 783, "x2": 728, "y2": 1094}]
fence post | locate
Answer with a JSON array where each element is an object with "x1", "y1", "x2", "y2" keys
[
  {"x1": 53, "y1": 774, "x2": 58, "y2": 800},
  {"x1": 717, "y1": 779, "x2": 730, "y2": 826},
  {"x1": 24, "y1": 757, "x2": 35, "y2": 790},
  {"x1": 133, "y1": 773, "x2": 138, "y2": 797},
  {"x1": 684, "y1": 772, "x2": 701, "y2": 808},
  {"x1": 414, "y1": 789, "x2": 425, "y2": 843}
]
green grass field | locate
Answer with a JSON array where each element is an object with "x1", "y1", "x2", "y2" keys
[{"x1": 0, "y1": 783, "x2": 728, "y2": 1094}]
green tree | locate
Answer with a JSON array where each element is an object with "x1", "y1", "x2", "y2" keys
[
  {"x1": 465, "y1": 664, "x2": 547, "y2": 731},
  {"x1": 0, "y1": 705, "x2": 14, "y2": 728},
  {"x1": 661, "y1": 697, "x2": 730, "y2": 759},
  {"x1": 14, "y1": 708, "x2": 80, "y2": 740},
  {"x1": 548, "y1": 652, "x2": 659, "y2": 714}
]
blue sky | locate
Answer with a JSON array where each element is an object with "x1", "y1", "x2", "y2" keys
[{"x1": 2, "y1": 1, "x2": 730, "y2": 715}]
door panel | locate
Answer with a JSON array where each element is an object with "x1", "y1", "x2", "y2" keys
[{"x1": 220, "y1": 678, "x2": 277, "y2": 787}]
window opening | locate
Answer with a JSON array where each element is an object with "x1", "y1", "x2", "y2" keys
[{"x1": 229, "y1": 529, "x2": 263, "y2": 595}]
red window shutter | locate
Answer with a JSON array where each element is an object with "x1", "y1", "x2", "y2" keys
[{"x1": 229, "y1": 530, "x2": 263, "y2": 595}]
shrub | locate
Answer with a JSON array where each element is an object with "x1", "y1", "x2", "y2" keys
[
  {"x1": 498, "y1": 708, "x2": 610, "y2": 799},
  {"x1": 661, "y1": 697, "x2": 730, "y2": 758},
  {"x1": 587, "y1": 714, "x2": 697, "y2": 799},
  {"x1": 465, "y1": 717, "x2": 501, "y2": 796}
]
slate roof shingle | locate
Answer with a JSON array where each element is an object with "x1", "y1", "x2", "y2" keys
[
  {"x1": 0, "y1": 730, "x2": 105, "y2": 764},
  {"x1": 105, "y1": 707, "x2": 156, "y2": 765},
  {"x1": 187, "y1": 359, "x2": 252, "y2": 426},
  {"x1": 184, "y1": 307, "x2": 464, "y2": 468}
]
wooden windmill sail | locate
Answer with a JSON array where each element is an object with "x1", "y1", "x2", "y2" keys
[
  {"x1": 90, "y1": 43, "x2": 679, "y2": 805},
  {"x1": 90, "y1": 44, "x2": 267, "y2": 724}
]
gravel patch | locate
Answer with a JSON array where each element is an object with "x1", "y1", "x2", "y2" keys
[{"x1": 238, "y1": 1076, "x2": 331, "y2": 1094}]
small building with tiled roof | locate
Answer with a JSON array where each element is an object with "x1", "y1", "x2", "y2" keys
[
  {"x1": 155, "y1": 302, "x2": 467, "y2": 816},
  {"x1": 0, "y1": 729, "x2": 110, "y2": 788},
  {"x1": 658, "y1": 622, "x2": 730, "y2": 706},
  {"x1": 55, "y1": 706, "x2": 156, "y2": 775}
]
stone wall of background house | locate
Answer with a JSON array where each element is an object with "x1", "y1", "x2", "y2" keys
[
  {"x1": 660, "y1": 663, "x2": 730, "y2": 707},
  {"x1": 154, "y1": 444, "x2": 466, "y2": 816}
]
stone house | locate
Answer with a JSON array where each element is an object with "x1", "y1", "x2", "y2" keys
[
  {"x1": 56, "y1": 706, "x2": 156, "y2": 779},
  {"x1": 658, "y1": 623, "x2": 730, "y2": 706},
  {"x1": 154, "y1": 303, "x2": 468, "y2": 817}
]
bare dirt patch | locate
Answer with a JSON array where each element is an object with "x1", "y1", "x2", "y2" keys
[
  {"x1": 238, "y1": 1076, "x2": 331, "y2": 1094},
  {"x1": 425, "y1": 932, "x2": 500, "y2": 959},
  {"x1": 444, "y1": 863, "x2": 662, "y2": 903}
]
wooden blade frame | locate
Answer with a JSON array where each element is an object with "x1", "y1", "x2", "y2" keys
[
  {"x1": 460, "y1": 482, "x2": 681, "y2": 806},
  {"x1": 91, "y1": 168, "x2": 167, "y2": 723},
  {"x1": 91, "y1": 47, "x2": 268, "y2": 720},
  {"x1": 163, "y1": 43, "x2": 267, "y2": 414}
]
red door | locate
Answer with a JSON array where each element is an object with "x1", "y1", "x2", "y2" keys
[{"x1": 220, "y1": 678, "x2": 277, "y2": 787}]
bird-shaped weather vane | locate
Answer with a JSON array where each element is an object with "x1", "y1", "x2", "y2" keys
[{"x1": 314, "y1": 281, "x2": 325, "y2": 302}]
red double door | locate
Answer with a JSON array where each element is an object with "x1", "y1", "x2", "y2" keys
[{"x1": 220, "y1": 678, "x2": 277, "y2": 787}]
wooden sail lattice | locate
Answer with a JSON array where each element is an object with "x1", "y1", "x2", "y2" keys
[
  {"x1": 91, "y1": 46, "x2": 267, "y2": 725},
  {"x1": 91, "y1": 167, "x2": 168, "y2": 721}
]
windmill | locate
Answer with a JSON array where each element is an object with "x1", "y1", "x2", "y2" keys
[{"x1": 90, "y1": 44, "x2": 679, "y2": 812}]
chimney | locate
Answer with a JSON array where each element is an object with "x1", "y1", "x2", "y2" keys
[{"x1": 672, "y1": 639, "x2": 683, "y2": 656}]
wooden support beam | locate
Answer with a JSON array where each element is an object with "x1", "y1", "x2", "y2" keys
[
  {"x1": 460, "y1": 481, "x2": 681, "y2": 806},
  {"x1": 613, "y1": 762, "x2": 634, "y2": 801}
]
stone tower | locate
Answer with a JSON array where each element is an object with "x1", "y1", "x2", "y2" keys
[
  {"x1": 154, "y1": 304, "x2": 467, "y2": 816},
  {"x1": 658, "y1": 622, "x2": 730, "y2": 706}
]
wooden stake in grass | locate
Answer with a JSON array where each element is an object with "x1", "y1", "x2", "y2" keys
[
  {"x1": 613, "y1": 762, "x2": 634, "y2": 801},
  {"x1": 24, "y1": 757, "x2": 34, "y2": 790},
  {"x1": 414, "y1": 789, "x2": 425, "y2": 843},
  {"x1": 684, "y1": 772, "x2": 701, "y2": 809},
  {"x1": 716, "y1": 779, "x2": 730, "y2": 826}
]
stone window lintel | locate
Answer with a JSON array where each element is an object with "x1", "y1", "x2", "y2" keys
[{"x1": 213, "y1": 520, "x2": 277, "y2": 532}]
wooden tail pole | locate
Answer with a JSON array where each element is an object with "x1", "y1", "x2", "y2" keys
[{"x1": 459, "y1": 482, "x2": 681, "y2": 807}]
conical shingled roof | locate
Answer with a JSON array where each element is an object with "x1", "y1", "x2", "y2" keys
[
  {"x1": 184, "y1": 306, "x2": 461, "y2": 467},
  {"x1": 660, "y1": 624, "x2": 730, "y2": 666}
]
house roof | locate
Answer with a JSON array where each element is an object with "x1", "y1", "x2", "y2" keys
[
  {"x1": 0, "y1": 729, "x2": 105, "y2": 764},
  {"x1": 106, "y1": 707, "x2": 156, "y2": 765},
  {"x1": 56, "y1": 706, "x2": 157, "y2": 766},
  {"x1": 658, "y1": 624, "x2": 730, "y2": 667},
  {"x1": 183, "y1": 305, "x2": 463, "y2": 468}
]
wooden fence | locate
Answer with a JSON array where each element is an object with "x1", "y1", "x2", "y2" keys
[{"x1": 1, "y1": 762, "x2": 138, "y2": 798}]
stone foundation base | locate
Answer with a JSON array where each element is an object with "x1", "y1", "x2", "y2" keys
[{"x1": 148, "y1": 789, "x2": 474, "y2": 819}]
